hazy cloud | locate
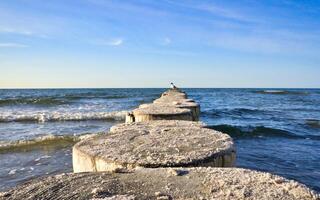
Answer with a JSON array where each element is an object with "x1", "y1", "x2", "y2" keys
[
  {"x1": 109, "y1": 38, "x2": 124, "y2": 46},
  {"x1": 197, "y1": 5, "x2": 256, "y2": 23},
  {"x1": 0, "y1": 43, "x2": 28, "y2": 48},
  {"x1": 0, "y1": 28, "x2": 33, "y2": 35},
  {"x1": 162, "y1": 37, "x2": 171, "y2": 45},
  {"x1": 93, "y1": 38, "x2": 124, "y2": 46}
]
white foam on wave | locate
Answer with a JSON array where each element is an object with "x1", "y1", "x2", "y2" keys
[
  {"x1": 0, "y1": 133, "x2": 99, "y2": 151},
  {"x1": 263, "y1": 90, "x2": 286, "y2": 93},
  {"x1": 0, "y1": 110, "x2": 127, "y2": 123},
  {"x1": 8, "y1": 169, "x2": 17, "y2": 175}
]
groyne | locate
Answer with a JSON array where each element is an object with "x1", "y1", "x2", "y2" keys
[
  {"x1": 73, "y1": 89, "x2": 234, "y2": 172},
  {"x1": 1, "y1": 168, "x2": 318, "y2": 200},
  {"x1": 73, "y1": 120, "x2": 236, "y2": 172},
  {"x1": 1, "y1": 88, "x2": 319, "y2": 200},
  {"x1": 125, "y1": 89, "x2": 200, "y2": 122}
]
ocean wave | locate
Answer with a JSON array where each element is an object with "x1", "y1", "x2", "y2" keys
[
  {"x1": 63, "y1": 94, "x2": 130, "y2": 100},
  {"x1": 0, "y1": 97, "x2": 67, "y2": 106},
  {"x1": 254, "y1": 90, "x2": 309, "y2": 95},
  {"x1": 0, "y1": 111, "x2": 127, "y2": 123},
  {"x1": 0, "y1": 133, "x2": 99, "y2": 152},
  {"x1": 206, "y1": 125, "x2": 320, "y2": 140},
  {"x1": 202, "y1": 108, "x2": 276, "y2": 118},
  {"x1": 0, "y1": 94, "x2": 130, "y2": 107}
]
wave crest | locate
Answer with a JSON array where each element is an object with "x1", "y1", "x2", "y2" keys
[
  {"x1": 0, "y1": 111, "x2": 127, "y2": 123},
  {"x1": 206, "y1": 125, "x2": 320, "y2": 140},
  {"x1": 0, "y1": 133, "x2": 99, "y2": 152}
]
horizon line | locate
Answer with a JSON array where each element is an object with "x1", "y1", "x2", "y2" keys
[{"x1": 0, "y1": 87, "x2": 319, "y2": 90}]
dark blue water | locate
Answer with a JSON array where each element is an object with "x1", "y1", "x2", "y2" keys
[
  {"x1": 187, "y1": 88, "x2": 320, "y2": 192},
  {"x1": 0, "y1": 88, "x2": 319, "y2": 192}
]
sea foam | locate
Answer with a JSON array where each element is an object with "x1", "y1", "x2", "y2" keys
[
  {"x1": 0, "y1": 110, "x2": 127, "y2": 123},
  {"x1": 0, "y1": 133, "x2": 100, "y2": 152}
]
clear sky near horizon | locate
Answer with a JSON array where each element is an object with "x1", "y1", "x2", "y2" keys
[{"x1": 0, "y1": 0, "x2": 319, "y2": 88}]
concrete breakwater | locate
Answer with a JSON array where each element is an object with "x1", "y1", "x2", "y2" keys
[
  {"x1": 126, "y1": 89, "x2": 200, "y2": 122},
  {"x1": 73, "y1": 120, "x2": 236, "y2": 172},
  {"x1": 1, "y1": 168, "x2": 318, "y2": 200},
  {"x1": 73, "y1": 89, "x2": 234, "y2": 172},
  {"x1": 1, "y1": 89, "x2": 319, "y2": 200}
]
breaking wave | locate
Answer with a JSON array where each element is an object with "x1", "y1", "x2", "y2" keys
[
  {"x1": 206, "y1": 125, "x2": 320, "y2": 140},
  {"x1": 0, "y1": 111, "x2": 127, "y2": 123},
  {"x1": 0, "y1": 133, "x2": 99, "y2": 152}
]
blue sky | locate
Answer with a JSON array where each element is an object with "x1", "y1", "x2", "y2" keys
[{"x1": 0, "y1": 0, "x2": 319, "y2": 88}]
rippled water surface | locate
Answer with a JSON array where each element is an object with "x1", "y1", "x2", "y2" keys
[{"x1": 0, "y1": 88, "x2": 319, "y2": 192}]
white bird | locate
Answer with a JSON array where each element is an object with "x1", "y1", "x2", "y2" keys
[{"x1": 170, "y1": 82, "x2": 177, "y2": 89}]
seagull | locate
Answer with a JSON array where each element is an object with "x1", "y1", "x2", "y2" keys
[{"x1": 170, "y1": 82, "x2": 177, "y2": 89}]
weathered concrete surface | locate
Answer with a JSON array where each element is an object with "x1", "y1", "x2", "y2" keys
[
  {"x1": 154, "y1": 90, "x2": 189, "y2": 104},
  {"x1": 110, "y1": 120, "x2": 206, "y2": 133},
  {"x1": 126, "y1": 89, "x2": 200, "y2": 123},
  {"x1": 1, "y1": 167, "x2": 318, "y2": 200},
  {"x1": 152, "y1": 99, "x2": 200, "y2": 121},
  {"x1": 73, "y1": 120, "x2": 235, "y2": 172},
  {"x1": 161, "y1": 88, "x2": 188, "y2": 98},
  {"x1": 153, "y1": 95, "x2": 188, "y2": 103},
  {"x1": 126, "y1": 104, "x2": 194, "y2": 123}
]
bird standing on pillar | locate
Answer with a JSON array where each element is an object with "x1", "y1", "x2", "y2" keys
[{"x1": 170, "y1": 82, "x2": 177, "y2": 89}]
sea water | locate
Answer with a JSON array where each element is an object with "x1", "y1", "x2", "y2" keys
[{"x1": 0, "y1": 88, "x2": 319, "y2": 192}]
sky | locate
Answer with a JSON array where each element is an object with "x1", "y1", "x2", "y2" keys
[{"x1": 0, "y1": 0, "x2": 319, "y2": 88}]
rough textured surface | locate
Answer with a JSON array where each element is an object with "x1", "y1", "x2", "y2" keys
[
  {"x1": 154, "y1": 91, "x2": 189, "y2": 105},
  {"x1": 125, "y1": 89, "x2": 199, "y2": 123},
  {"x1": 1, "y1": 167, "x2": 318, "y2": 200},
  {"x1": 133, "y1": 104, "x2": 190, "y2": 116},
  {"x1": 152, "y1": 100, "x2": 200, "y2": 121},
  {"x1": 153, "y1": 95, "x2": 188, "y2": 103},
  {"x1": 161, "y1": 89, "x2": 187, "y2": 97},
  {"x1": 110, "y1": 120, "x2": 206, "y2": 133},
  {"x1": 73, "y1": 120, "x2": 235, "y2": 172},
  {"x1": 161, "y1": 88, "x2": 187, "y2": 97},
  {"x1": 126, "y1": 105, "x2": 193, "y2": 123}
]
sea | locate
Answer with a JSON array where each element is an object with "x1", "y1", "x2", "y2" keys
[{"x1": 0, "y1": 88, "x2": 319, "y2": 192}]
